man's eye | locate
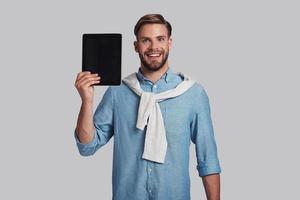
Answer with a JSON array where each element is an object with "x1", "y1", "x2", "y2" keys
[
  {"x1": 158, "y1": 38, "x2": 165, "y2": 42},
  {"x1": 142, "y1": 39, "x2": 149, "y2": 43}
]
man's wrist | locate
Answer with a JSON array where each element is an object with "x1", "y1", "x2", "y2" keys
[{"x1": 81, "y1": 100, "x2": 93, "y2": 107}]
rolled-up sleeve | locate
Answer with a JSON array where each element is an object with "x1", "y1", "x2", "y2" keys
[
  {"x1": 74, "y1": 86, "x2": 114, "y2": 156},
  {"x1": 190, "y1": 86, "x2": 221, "y2": 177}
]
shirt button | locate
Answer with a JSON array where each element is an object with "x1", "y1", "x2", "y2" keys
[
  {"x1": 153, "y1": 85, "x2": 157, "y2": 88},
  {"x1": 148, "y1": 168, "x2": 152, "y2": 173}
]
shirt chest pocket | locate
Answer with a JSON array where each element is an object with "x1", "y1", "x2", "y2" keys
[{"x1": 162, "y1": 104, "x2": 191, "y2": 136}]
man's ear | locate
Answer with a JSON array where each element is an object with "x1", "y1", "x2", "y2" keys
[
  {"x1": 168, "y1": 37, "x2": 173, "y2": 50},
  {"x1": 134, "y1": 41, "x2": 138, "y2": 53}
]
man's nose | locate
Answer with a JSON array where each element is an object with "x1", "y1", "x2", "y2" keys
[{"x1": 149, "y1": 40, "x2": 159, "y2": 49}]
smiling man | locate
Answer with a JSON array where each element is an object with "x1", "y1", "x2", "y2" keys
[
  {"x1": 134, "y1": 23, "x2": 170, "y2": 74},
  {"x1": 74, "y1": 14, "x2": 221, "y2": 200}
]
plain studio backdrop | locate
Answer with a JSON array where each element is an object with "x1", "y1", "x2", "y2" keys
[{"x1": 0, "y1": 0, "x2": 299, "y2": 199}]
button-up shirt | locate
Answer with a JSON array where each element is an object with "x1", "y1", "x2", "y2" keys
[{"x1": 74, "y1": 67, "x2": 221, "y2": 200}]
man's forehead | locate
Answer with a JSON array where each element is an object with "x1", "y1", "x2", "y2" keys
[{"x1": 138, "y1": 24, "x2": 169, "y2": 38}]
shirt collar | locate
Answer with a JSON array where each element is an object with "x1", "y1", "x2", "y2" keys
[{"x1": 136, "y1": 67, "x2": 173, "y2": 84}]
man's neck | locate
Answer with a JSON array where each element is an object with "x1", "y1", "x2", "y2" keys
[{"x1": 140, "y1": 64, "x2": 169, "y2": 84}]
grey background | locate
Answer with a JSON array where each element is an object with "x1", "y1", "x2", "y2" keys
[{"x1": 0, "y1": 0, "x2": 299, "y2": 199}]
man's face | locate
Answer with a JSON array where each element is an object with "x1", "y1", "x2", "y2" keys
[{"x1": 134, "y1": 24, "x2": 172, "y2": 72}]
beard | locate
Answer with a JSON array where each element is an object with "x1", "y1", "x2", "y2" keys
[{"x1": 139, "y1": 49, "x2": 169, "y2": 72}]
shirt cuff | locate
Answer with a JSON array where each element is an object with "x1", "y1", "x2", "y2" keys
[
  {"x1": 197, "y1": 159, "x2": 222, "y2": 177},
  {"x1": 74, "y1": 129, "x2": 98, "y2": 149}
]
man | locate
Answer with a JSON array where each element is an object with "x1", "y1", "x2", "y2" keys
[{"x1": 74, "y1": 14, "x2": 221, "y2": 200}]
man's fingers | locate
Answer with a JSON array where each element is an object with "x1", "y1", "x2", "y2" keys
[
  {"x1": 80, "y1": 76, "x2": 101, "y2": 85},
  {"x1": 76, "y1": 71, "x2": 91, "y2": 80},
  {"x1": 76, "y1": 73, "x2": 100, "y2": 85},
  {"x1": 80, "y1": 79, "x2": 101, "y2": 88},
  {"x1": 77, "y1": 76, "x2": 101, "y2": 88},
  {"x1": 79, "y1": 75, "x2": 100, "y2": 85}
]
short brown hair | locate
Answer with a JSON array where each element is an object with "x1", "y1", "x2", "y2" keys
[{"x1": 134, "y1": 14, "x2": 172, "y2": 38}]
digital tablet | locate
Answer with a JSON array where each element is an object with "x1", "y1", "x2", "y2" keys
[{"x1": 82, "y1": 33, "x2": 122, "y2": 85}]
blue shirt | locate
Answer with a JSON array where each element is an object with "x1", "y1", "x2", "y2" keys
[{"x1": 74, "y1": 67, "x2": 221, "y2": 200}]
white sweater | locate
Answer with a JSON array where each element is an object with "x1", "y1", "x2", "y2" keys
[{"x1": 122, "y1": 72, "x2": 195, "y2": 163}]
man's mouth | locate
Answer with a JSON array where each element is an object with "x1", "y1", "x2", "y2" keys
[{"x1": 146, "y1": 52, "x2": 162, "y2": 59}]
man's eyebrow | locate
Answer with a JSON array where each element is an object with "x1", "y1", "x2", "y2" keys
[
  {"x1": 139, "y1": 35, "x2": 167, "y2": 40},
  {"x1": 140, "y1": 36, "x2": 150, "y2": 39}
]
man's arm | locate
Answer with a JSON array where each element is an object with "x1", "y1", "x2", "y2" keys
[
  {"x1": 74, "y1": 72, "x2": 100, "y2": 144},
  {"x1": 75, "y1": 102, "x2": 96, "y2": 144},
  {"x1": 202, "y1": 173, "x2": 220, "y2": 200},
  {"x1": 190, "y1": 85, "x2": 222, "y2": 198},
  {"x1": 74, "y1": 72, "x2": 114, "y2": 156}
]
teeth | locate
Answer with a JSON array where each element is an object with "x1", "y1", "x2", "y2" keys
[{"x1": 148, "y1": 54, "x2": 160, "y2": 57}]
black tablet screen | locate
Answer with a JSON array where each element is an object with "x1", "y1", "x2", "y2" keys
[{"x1": 82, "y1": 33, "x2": 122, "y2": 85}]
